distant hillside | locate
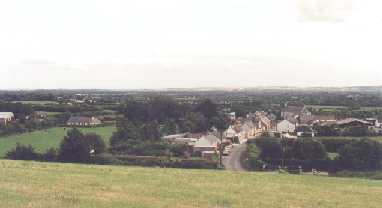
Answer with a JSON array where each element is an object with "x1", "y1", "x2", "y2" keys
[{"x1": 0, "y1": 160, "x2": 381, "y2": 208}]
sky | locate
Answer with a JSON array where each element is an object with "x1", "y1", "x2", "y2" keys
[{"x1": 1, "y1": 0, "x2": 382, "y2": 89}]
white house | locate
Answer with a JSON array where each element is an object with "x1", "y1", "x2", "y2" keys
[
  {"x1": 276, "y1": 120, "x2": 296, "y2": 133},
  {"x1": 66, "y1": 116, "x2": 102, "y2": 127},
  {"x1": 228, "y1": 112, "x2": 236, "y2": 120},
  {"x1": 365, "y1": 118, "x2": 381, "y2": 127},
  {"x1": 224, "y1": 126, "x2": 238, "y2": 139},
  {"x1": 0, "y1": 112, "x2": 14, "y2": 125},
  {"x1": 193, "y1": 134, "x2": 220, "y2": 153}
]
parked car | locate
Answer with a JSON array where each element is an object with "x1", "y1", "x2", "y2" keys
[
  {"x1": 223, "y1": 145, "x2": 233, "y2": 155},
  {"x1": 223, "y1": 149, "x2": 230, "y2": 156}
]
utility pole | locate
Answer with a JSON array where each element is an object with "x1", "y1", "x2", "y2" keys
[
  {"x1": 219, "y1": 130, "x2": 223, "y2": 168},
  {"x1": 281, "y1": 137, "x2": 285, "y2": 169}
]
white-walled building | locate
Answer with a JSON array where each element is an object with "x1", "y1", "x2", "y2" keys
[
  {"x1": 0, "y1": 112, "x2": 15, "y2": 125},
  {"x1": 276, "y1": 120, "x2": 296, "y2": 133}
]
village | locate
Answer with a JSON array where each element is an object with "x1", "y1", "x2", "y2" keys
[
  {"x1": 156, "y1": 103, "x2": 382, "y2": 163},
  {"x1": 2, "y1": 88, "x2": 382, "y2": 175},
  {"x1": 2, "y1": 100, "x2": 382, "y2": 164}
]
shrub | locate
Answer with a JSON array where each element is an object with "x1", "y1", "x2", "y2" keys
[
  {"x1": 317, "y1": 138, "x2": 352, "y2": 153},
  {"x1": 92, "y1": 153, "x2": 121, "y2": 165},
  {"x1": 342, "y1": 126, "x2": 371, "y2": 137},
  {"x1": 254, "y1": 137, "x2": 282, "y2": 161},
  {"x1": 332, "y1": 170, "x2": 382, "y2": 180},
  {"x1": 41, "y1": 148, "x2": 58, "y2": 162},
  {"x1": 291, "y1": 138, "x2": 328, "y2": 160},
  {"x1": 6, "y1": 143, "x2": 40, "y2": 160},
  {"x1": 336, "y1": 138, "x2": 382, "y2": 171},
  {"x1": 246, "y1": 144, "x2": 264, "y2": 170},
  {"x1": 249, "y1": 137, "x2": 330, "y2": 171},
  {"x1": 58, "y1": 128, "x2": 106, "y2": 163}
]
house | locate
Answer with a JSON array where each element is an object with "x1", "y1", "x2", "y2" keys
[
  {"x1": 257, "y1": 115, "x2": 272, "y2": 131},
  {"x1": 225, "y1": 126, "x2": 238, "y2": 138},
  {"x1": 281, "y1": 106, "x2": 303, "y2": 120},
  {"x1": 193, "y1": 134, "x2": 220, "y2": 153},
  {"x1": 162, "y1": 133, "x2": 199, "y2": 147},
  {"x1": 365, "y1": 118, "x2": 381, "y2": 127},
  {"x1": 228, "y1": 112, "x2": 236, "y2": 120},
  {"x1": 247, "y1": 111, "x2": 276, "y2": 133},
  {"x1": 370, "y1": 126, "x2": 382, "y2": 135},
  {"x1": 300, "y1": 114, "x2": 336, "y2": 125},
  {"x1": 281, "y1": 106, "x2": 312, "y2": 124},
  {"x1": 0, "y1": 112, "x2": 14, "y2": 125},
  {"x1": 276, "y1": 119, "x2": 296, "y2": 133},
  {"x1": 66, "y1": 116, "x2": 102, "y2": 127},
  {"x1": 233, "y1": 120, "x2": 255, "y2": 143},
  {"x1": 162, "y1": 133, "x2": 188, "y2": 141},
  {"x1": 335, "y1": 118, "x2": 373, "y2": 128},
  {"x1": 34, "y1": 111, "x2": 48, "y2": 119},
  {"x1": 296, "y1": 125, "x2": 315, "y2": 137}
]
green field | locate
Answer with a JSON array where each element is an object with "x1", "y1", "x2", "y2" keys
[
  {"x1": 0, "y1": 160, "x2": 381, "y2": 208},
  {"x1": 11, "y1": 100, "x2": 59, "y2": 105},
  {"x1": 0, "y1": 126, "x2": 116, "y2": 157}
]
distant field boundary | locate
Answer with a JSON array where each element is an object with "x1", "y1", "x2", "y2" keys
[
  {"x1": 11, "y1": 100, "x2": 59, "y2": 105},
  {"x1": 306, "y1": 105, "x2": 382, "y2": 111}
]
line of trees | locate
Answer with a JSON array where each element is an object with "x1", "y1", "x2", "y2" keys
[
  {"x1": 5, "y1": 98, "x2": 230, "y2": 169},
  {"x1": 246, "y1": 137, "x2": 382, "y2": 172}
]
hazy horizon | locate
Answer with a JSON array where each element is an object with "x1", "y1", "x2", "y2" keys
[{"x1": 1, "y1": 0, "x2": 382, "y2": 89}]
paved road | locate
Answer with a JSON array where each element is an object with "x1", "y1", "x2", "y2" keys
[{"x1": 223, "y1": 143, "x2": 247, "y2": 171}]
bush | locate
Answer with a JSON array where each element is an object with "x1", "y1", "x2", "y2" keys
[
  {"x1": 342, "y1": 126, "x2": 371, "y2": 137},
  {"x1": 41, "y1": 148, "x2": 58, "y2": 162},
  {"x1": 246, "y1": 144, "x2": 264, "y2": 170},
  {"x1": 114, "y1": 155, "x2": 217, "y2": 169},
  {"x1": 313, "y1": 125, "x2": 338, "y2": 136},
  {"x1": 336, "y1": 138, "x2": 382, "y2": 171},
  {"x1": 58, "y1": 128, "x2": 106, "y2": 163},
  {"x1": 249, "y1": 137, "x2": 330, "y2": 171},
  {"x1": 254, "y1": 137, "x2": 282, "y2": 161},
  {"x1": 291, "y1": 138, "x2": 328, "y2": 160},
  {"x1": 317, "y1": 138, "x2": 352, "y2": 153},
  {"x1": 332, "y1": 170, "x2": 382, "y2": 180},
  {"x1": 6, "y1": 143, "x2": 40, "y2": 160},
  {"x1": 92, "y1": 153, "x2": 121, "y2": 165}
]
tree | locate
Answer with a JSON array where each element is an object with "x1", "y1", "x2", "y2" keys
[
  {"x1": 84, "y1": 133, "x2": 106, "y2": 154},
  {"x1": 58, "y1": 128, "x2": 106, "y2": 163},
  {"x1": 337, "y1": 138, "x2": 382, "y2": 171},
  {"x1": 313, "y1": 125, "x2": 338, "y2": 136},
  {"x1": 110, "y1": 119, "x2": 141, "y2": 146},
  {"x1": 161, "y1": 119, "x2": 178, "y2": 135},
  {"x1": 255, "y1": 138, "x2": 283, "y2": 161},
  {"x1": 211, "y1": 115, "x2": 231, "y2": 168},
  {"x1": 195, "y1": 99, "x2": 218, "y2": 119},
  {"x1": 181, "y1": 112, "x2": 208, "y2": 133},
  {"x1": 291, "y1": 138, "x2": 327, "y2": 161},
  {"x1": 6, "y1": 143, "x2": 40, "y2": 160},
  {"x1": 141, "y1": 121, "x2": 161, "y2": 141}
]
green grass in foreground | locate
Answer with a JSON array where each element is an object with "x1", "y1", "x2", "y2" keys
[
  {"x1": 0, "y1": 160, "x2": 381, "y2": 208},
  {"x1": 0, "y1": 126, "x2": 116, "y2": 157}
]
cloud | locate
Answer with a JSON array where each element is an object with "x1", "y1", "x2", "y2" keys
[{"x1": 298, "y1": 0, "x2": 353, "y2": 22}]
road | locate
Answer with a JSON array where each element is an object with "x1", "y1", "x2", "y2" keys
[{"x1": 223, "y1": 143, "x2": 247, "y2": 171}]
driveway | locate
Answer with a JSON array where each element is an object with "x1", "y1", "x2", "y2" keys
[{"x1": 223, "y1": 143, "x2": 247, "y2": 171}]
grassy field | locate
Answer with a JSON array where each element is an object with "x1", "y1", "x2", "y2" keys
[
  {"x1": 0, "y1": 160, "x2": 382, "y2": 208},
  {"x1": 11, "y1": 100, "x2": 59, "y2": 105},
  {"x1": 0, "y1": 126, "x2": 116, "y2": 157}
]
